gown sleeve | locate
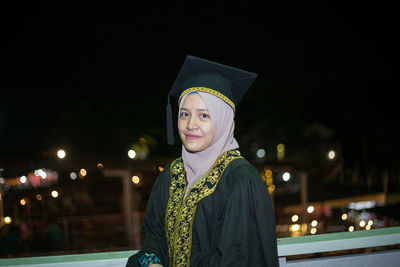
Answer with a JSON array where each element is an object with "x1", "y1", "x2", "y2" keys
[
  {"x1": 190, "y1": 164, "x2": 279, "y2": 267},
  {"x1": 126, "y1": 167, "x2": 170, "y2": 267}
]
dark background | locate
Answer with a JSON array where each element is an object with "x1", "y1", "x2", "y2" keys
[{"x1": 1, "y1": 1, "x2": 398, "y2": 173}]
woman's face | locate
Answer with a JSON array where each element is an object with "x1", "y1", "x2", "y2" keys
[{"x1": 178, "y1": 93, "x2": 214, "y2": 153}]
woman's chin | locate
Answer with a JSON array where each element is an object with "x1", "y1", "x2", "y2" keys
[{"x1": 183, "y1": 143, "x2": 205, "y2": 153}]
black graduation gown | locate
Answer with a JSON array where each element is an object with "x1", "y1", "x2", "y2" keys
[{"x1": 126, "y1": 151, "x2": 279, "y2": 267}]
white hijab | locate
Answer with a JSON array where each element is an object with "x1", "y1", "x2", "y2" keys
[{"x1": 179, "y1": 92, "x2": 239, "y2": 195}]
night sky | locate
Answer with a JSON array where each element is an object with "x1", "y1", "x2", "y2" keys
[{"x1": 1, "y1": 1, "x2": 398, "y2": 171}]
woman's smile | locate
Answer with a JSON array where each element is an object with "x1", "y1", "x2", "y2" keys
[{"x1": 185, "y1": 134, "x2": 202, "y2": 140}]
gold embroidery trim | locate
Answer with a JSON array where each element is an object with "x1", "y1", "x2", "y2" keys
[
  {"x1": 179, "y1": 87, "x2": 236, "y2": 112},
  {"x1": 165, "y1": 150, "x2": 242, "y2": 267}
]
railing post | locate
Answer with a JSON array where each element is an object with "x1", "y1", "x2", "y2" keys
[
  {"x1": 300, "y1": 172, "x2": 308, "y2": 205},
  {"x1": 279, "y1": 257, "x2": 287, "y2": 267},
  {"x1": 62, "y1": 218, "x2": 69, "y2": 250},
  {"x1": 122, "y1": 171, "x2": 134, "y2": 247},
  {"x1": 103, "y1": 170, "x2": 135, "y2": 248}
]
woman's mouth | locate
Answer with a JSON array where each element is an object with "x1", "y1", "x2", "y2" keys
[{"x1": 185, "y1": 134, "x2": 201, "y2": 140}]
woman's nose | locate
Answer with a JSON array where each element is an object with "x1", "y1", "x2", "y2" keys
[{"x1": 186, "y1": 116, "x2": 197, "y2": 130}]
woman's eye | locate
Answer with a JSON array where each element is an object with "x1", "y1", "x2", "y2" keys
[
  {"x1": 180, "y1": 112, "x2": 188, "y2": 118},
  {"x1": 200, "y1": 113, "x2": 209, "y2": 119}
]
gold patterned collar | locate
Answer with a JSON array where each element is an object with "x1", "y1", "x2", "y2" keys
[{"x1": 165, "y1": 150, "x2": 242, "y2": 267}]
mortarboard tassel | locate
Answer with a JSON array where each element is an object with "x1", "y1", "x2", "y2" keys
[{"x1": 166, "y1": 96, "x2": 174, "y2": 145}]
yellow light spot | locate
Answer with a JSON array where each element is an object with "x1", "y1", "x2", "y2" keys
[
  {"x1": 290, "y1": 224, "x2": 300, "y2": 232},
  {"x1": 57, "y1": 149, "x2": 66, "y2": 159},
  {"x1": 20, "y1": 176, "x2": 27, "y2": 183},
  {"x1": 51, "y1": 190, "x2": 59, "y2": 198},
  {"x1": 291, "y1": 215, "x2": 299, "y2": 222},
  {"x1": 277, "y1": 143, "x2": 285, "y2": 152},
  {"x1": 311, "y1": 220, "x2": 318, "y2": 227},
  {"x1": 128, "y1": 149, "x2": 136, "y2": 159},
  {"x1": 282, "y1": 172, "x2": 290, "y2": 181},
  {"x1": 307, "y1": 205, "x2": 314, "y2": 213},
  {"x1": 158, "y1": 166, "x2": 164, "y2": 172},
  {"x1": 328, "y1": 150, "x2": 335, "y2": 160},
  {"x1": 132, "y1": 176, "x2": 140, "y2": 184},
  {"x1": 267, "y1": 184, "x2": 275, "y2": 193},
  {"x1": 366, "y1": 225, "x2": 371, "y2": 230},
  {"x1": 20, "y1": 198, "x2": 26, "y2": 206},
  {"x1": 79, "y1": 168, "x2": 87, "y2": 178},
  {"x1": 265, "y1": 169, "x2": 273, "y2": 177},
  {"x1": 341, "y1": 213, "x2": 348, "y2": 220},
  {"x1": 97, "y1": 163, "x2": 104, "y2": 168},
  {"x1": 349, "y1": 226, "x2": 354, "y2": 232},
  {"x1": 311, "y1": 228, "x2": 317, "y2": 234},
  {"x1": 4, "y1": 216, "x2": 12, "y2": 224},
  {"x1": 36, "y1": 194, "x2": 42, "y2": 201},
  {"x1": 359, "y1": 220, "x2": 366, "y2": 227},
  {"x1": 282, "y1": 172, "x2": 290, "y2": 182},
  {"x1": 368, "y1": 220, "x2": 373, "y2": 226}
]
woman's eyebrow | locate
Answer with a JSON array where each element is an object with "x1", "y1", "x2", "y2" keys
[{"x1": 180, "y1": 107, "x2": 209, "y2": 112}]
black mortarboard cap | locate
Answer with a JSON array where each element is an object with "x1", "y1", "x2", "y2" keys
[{"x1": 166, "y1": 55, "x2": 257, "y2": 145}]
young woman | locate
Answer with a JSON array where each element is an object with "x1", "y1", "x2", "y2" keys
[{"x1": 126, "y1": 56, "x2": 279, "y2": 267}]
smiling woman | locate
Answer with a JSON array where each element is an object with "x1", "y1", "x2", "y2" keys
[{"x1": 126, "y1": 55, "x2": 279, "y2": 267}]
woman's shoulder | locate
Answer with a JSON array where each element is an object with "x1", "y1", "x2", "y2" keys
[
  {"x1": 154, "y1": 156, "x2": 185, "y2": 181},
  {"x1": 225, "y1": 156, "x2": 262, "y2": 186},
  {"x1": 229, "y1": 156, "x2": 259, "y2": 175}
]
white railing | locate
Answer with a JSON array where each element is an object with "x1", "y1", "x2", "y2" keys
[{"x1": 1, "y1": 226, "x2": 399, "y2": 266}]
